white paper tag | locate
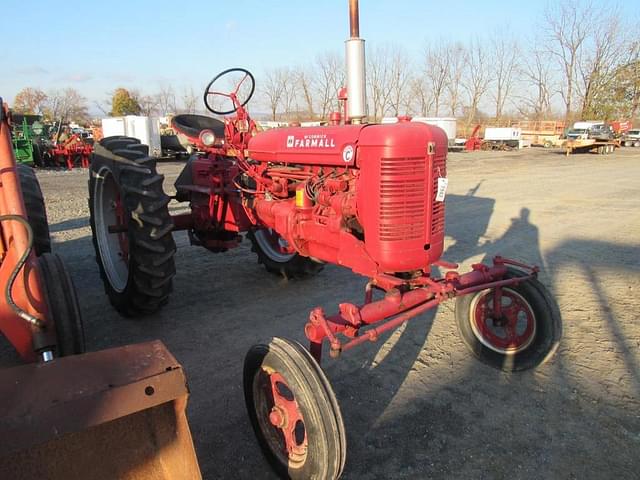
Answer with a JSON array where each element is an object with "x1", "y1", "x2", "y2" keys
[{"x1": 435, "y1": 177, "x2": 448, "y2": 202}]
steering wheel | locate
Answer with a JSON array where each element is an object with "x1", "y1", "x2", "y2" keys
[{"x1": 203, "y1": 68, "x2": 255, "y2": 115}]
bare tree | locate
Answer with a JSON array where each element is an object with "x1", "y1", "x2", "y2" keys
[
  {"x1": 45, "y1": 88, "x2": 89, "y2": 123},
  {"x1": 180, "y1": 86, "x2": 199, "y2": 114},
  {"x1": 367, "y1": 44, "x2": 411, "y2": 121},
  {"x1": 137, "y1": 94, "x2": 159, "y2": 116},
  {"x1": 543, "y1": 0, "x2": 593, "y2": 120},
  {"x1": 446, "y1": 42, "x2": 466, "y2": 117},
  {"x1": 491, "y1": 32, "x2": 519, "y2": 121},
  {"x1": 367, "y1": 45, "x2": 393, "y2": 121},
  {"x1": 462, "y1": 39, "x2": 491, "y2": 124},
  {"x1": 388, "y1": 46, "x2": 412, "y2": 117},
  {"x1": 518, "y1": 48, "x2": 555, "y2": 119},
  {"x1": 422, "y1": 42, "x2": 450, "y2": 116},
  {"x1": 577, "y1": 10, "x2": 626, "y2": 117},
  {"x1": 155, "y1": 84, "x2": 176, "y2": 116},
  {"x1": 314, "y1": 51, "x2": 344, "y2": 120},
  {"x1": 295, "y1": 67, "x2": 315, "y2": 119},
  {"x1": 261, "y1": 67, "x2": 288, "y2": 120},
  {"x1": 281, "y1": 70, "x2": 299, "y2": 120},
  {"x1": 409, "y1": 75, "x2": 434, "y2": 116}
]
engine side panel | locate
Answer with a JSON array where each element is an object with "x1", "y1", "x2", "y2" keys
[{"x1": 357, "y1": 122, "x2": 447, "y2": 272}]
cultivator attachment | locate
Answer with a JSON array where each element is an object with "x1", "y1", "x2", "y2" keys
[{"x1": 0, "y1": 340, "x2": 202, "y2": 480}]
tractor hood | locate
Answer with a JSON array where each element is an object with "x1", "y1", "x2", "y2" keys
[{"x1": 248, "y1": 124, "x2": 366, "y2": 166}]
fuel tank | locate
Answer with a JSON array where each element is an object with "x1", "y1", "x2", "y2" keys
[{"x1": 248, "y1": 124, "x2": 365, "y2": 166}]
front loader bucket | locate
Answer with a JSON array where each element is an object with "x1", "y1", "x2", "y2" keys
[{"x1": 0, "y1": 340, "x2": 202, "y2": 480}]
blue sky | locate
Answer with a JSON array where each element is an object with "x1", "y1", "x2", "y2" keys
[{"x1": 0, "y1": 0, "x2": 625, "y2": 112}]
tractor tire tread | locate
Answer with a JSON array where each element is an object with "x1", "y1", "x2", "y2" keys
[{"x1": 89, "y1": 145, "x2": 176, "y2": 317}]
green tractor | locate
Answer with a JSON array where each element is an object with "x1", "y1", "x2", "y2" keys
[{"x1": 11, "y1": 114, "x2": 49, "y2": 166}]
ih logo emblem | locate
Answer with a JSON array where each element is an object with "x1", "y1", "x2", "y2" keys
[{"x1": 286, "y1": 135, "x2": 294, "y2": 148}]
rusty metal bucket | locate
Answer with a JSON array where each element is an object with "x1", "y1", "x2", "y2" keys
[{"x1": 0, "y1": 340, "x2": 202, "y2": 479}]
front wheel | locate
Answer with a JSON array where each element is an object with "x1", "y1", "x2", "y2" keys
[
  {"x1": 455, "y1": 267, "x2": 561, "y2": 372},
  {"x1": 247, "y1": 228, "x2": 323, "y2": 279},
  {"x1": 244, "y1": 337, "x2": 346, "y2": 480}
]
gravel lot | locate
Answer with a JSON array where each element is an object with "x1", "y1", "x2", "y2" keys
[{"x1": 2, "y1": 146, "x2": 639, "y2": 479}]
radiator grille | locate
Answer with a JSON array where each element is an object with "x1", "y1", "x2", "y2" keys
[
  {"x1": 379, "y1": 157, "x2": 426, "y2": 241},
  {"x1": 431, "y1": 155, "x2": 446, "y2": 236}
]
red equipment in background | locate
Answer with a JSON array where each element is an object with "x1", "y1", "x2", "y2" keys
[
  {"x1": 465, "y1": 124, "x2": 483, "y2": 150},
  {"x1": 88, "y1": 1, "x2": 561, "y2": 478},
  {"x1": 49, "y1": 133, "x2": 93, "y2": 169},
  {"x1": 611, "y1": 120, "x2": 632, "y2": 135}
]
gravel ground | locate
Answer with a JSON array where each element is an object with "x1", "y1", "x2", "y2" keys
[{"x1": 1, "y1": 146, "x2": 639, "y2": 479}]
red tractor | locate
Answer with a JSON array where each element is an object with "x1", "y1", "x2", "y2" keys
[{"x1": 88, "y1": 2, "x2": 561, "y2": 478}]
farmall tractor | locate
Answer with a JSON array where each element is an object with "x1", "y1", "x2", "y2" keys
[{"x1": 88, "y1": 2, "x2": 561, "y2": 478}]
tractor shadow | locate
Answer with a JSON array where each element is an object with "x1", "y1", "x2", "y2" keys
[{"x1": 336, "y1": 205, "x2": 640, "y2": 478}]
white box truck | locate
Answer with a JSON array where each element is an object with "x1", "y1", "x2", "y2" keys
[{"x1": 101, "y1": 116, "x2": 162, "y2": 157}]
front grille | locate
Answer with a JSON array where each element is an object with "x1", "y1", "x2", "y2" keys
[
  {"x1": 431, "y1": 154, "x2": 446, "y2": 236},
  {"x1": 379, "y1": 157, "x2": 426, "y2": 241}
]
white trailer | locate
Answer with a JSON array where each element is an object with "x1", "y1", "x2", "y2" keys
[
  {"x1": 101, "y1": 116, "x2": 162, "y2": 157},
  {"x1": 483, "y1": 127, "x2": 523, "y2": 149}
]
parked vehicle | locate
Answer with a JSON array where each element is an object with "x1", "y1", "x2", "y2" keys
[
  {"x1": 566, "y1": 128, "x2": 589, "y2": 140},
  {"x1": 588, "y1": 123, "x2": 614, "y2": 141},
  {"x1": 622, "y1": 129, "x2": 640, "y2": 147}
]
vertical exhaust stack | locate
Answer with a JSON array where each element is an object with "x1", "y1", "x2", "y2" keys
[{"x1": 346, "y1": 0, "x2": 366, "y2": 124}]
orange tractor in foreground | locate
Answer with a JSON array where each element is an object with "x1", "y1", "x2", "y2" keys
[{"x1": 0, "y1": 99, "x2": 201, "y2": 479}]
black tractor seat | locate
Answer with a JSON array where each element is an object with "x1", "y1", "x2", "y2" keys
[{"x1": 171, "y1": 114, "x2": 225, "y2": 141}]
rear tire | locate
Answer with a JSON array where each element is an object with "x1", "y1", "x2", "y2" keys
[
  {"x1": 244, "y1": 337, "x2": 346, "y2": 480},
  {"x1": 455, "y1": 267, "x2": 561, "y2": 372},
  {"x1": 17, "y1": 164, "x2": 51, "y2": 256},
  {"x1": 89, "y1": 136, "x2": 176, "y2": 316},
  {"x1": 38, "y1": 253, "x2": 85, "y2": 356},
  {"x1": 248, "y1": 228, "x2": 323, "y2": 279}
]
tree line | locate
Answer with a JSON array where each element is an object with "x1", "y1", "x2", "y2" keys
[
  {"x1": 11, "y1": 1, "x2": 639, "y2": 126},
  {"x1": 257, "y1": 2, "x2": 639, "y2": 124}
]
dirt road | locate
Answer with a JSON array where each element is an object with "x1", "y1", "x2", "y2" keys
[{"x1": 3, "y1": 147, "x2": 639, "y2": 479}]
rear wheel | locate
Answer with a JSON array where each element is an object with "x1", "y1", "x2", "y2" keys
[
  {"x1": 17, "y1": 164, "x2": 51, "y2": 256},
  {"x1": 244, "y1": 337, "x2": 346, "y2": 480},
  {"x1": 38, "y1": 253, "x2": 85, "y2": 356},
  {"x1": 89, "y1": 136, "x2": 176, "y2": 316},
  {"x1": 634, "y1": 140, "x2": 640, "y2": 147},
  {"x1": 248, "y1": 228, "x2": 323, "y2": 279},
  {"x1": 455, "y1": 267, "x2": 561, "y2": 372}
]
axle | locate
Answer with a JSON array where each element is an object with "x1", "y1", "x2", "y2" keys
[{"x1": 305, "y1": 257, "x2": 539, "y2": 363}]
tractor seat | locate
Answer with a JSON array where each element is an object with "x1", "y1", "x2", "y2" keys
[{"x1": 171, "y1": 114, "x2": 225, "y2": 141}]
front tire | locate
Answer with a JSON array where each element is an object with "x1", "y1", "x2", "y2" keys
[
  {"x1": 244, "y1": 337, "x2": 346, "y2": 480},
  {"x1": 248, "y1": 228, "x2": 323, "y2": 279},
  {"x1": 89, "y1": 137, "x2": 176, "y2": 316},
  {"x1": 455, "y1": 267, "x2": 561, "y2": 372}
]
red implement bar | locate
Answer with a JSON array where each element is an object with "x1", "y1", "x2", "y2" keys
[{"x1": 305, "y1": 257, "x2": 537, "y2": 361}]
